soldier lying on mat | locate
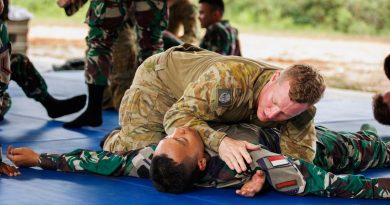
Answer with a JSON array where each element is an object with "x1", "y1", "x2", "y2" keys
[{"x1": 6, "y1": 123, "x2": 390, "y2": 199}]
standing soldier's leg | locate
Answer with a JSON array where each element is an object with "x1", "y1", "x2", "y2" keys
[
  {"x1": 64, "y1": 0, "x2": 127, "y2": 128},
  {"x1": 103, "y1": 22, "x2": 138, "y2": 110},
  {"x1": 10, "y1": 54, "x2": 87, "y2": 118},
  {"x1": 314, "y1": 126, "x2": 390, "y2": 173},
  {"x1": 103, "y1": 53, "x2": 176, "y2": 151},
  {"x1": 134, "y1": 0, "x2": 167, "y2": 63}
]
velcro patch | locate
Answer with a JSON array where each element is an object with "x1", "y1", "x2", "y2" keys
[
  {"x1": 268, "y1": 155, "x2": 289, "y2": 167},
  {"x1": 275, "y1": 180, "x2": 298, "y2": 189},
  {"x1": 217, "y1": 89, "x2": 232, "y2": 106}
]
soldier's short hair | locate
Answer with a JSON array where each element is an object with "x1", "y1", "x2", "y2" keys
[
  {"x1": 384, "y1": 54, "x2": 390, "y2": 80},
  {"x1": 280, "y1": 64, "x2": 325, "y2": 105},
  {"x1": 150, "y1": 154, "x2": 201, "y2": 193},
  {"x1": 199, "y1": 0, "x2": 224, "y2": 14},
  {"x1": 373, "y1": 94, "x2": 390, "y2": 125}
]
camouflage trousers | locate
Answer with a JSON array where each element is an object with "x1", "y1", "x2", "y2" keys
[
  {"x1": 0, "y1": 54, "x2": 49, "y2": 119},
  {"x1": 314, "y1": 126, "x2": 390, "y2": 173},
  {"x1": 85, "y1": 0, "x2": 167, "y2": 85},
  {"x1": 102, "y1": 22, "x2": 138, "y2": 110},
  {"x1": 103, "y1": 52, "x2": 177, "y2": 151}
]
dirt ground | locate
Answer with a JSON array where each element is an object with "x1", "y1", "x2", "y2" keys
[{"x1": 27, "y1": 24, "x2": 390, "y2": 93}]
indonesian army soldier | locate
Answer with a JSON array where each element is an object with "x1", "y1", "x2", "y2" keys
[
  {"x1": 198, "y1": 0, "x2": 241, "y2": 56},
  {"x1": 63, "y1": 0, "x2": 168, "y2": 128},
  {"x1": 57, "y1": 0, "x2": 139, "y2": 111},
  {"x1": 6, "y1": 124, "x2": 390, "y2": 199},
  {"x1": 102, "y1": 44, "x2": 325, "y2": 173}
]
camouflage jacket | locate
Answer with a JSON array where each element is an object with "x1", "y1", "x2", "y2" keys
[
  {"x1": 161, "y1": 44, "x2": 317, "y2": 162},
  {"x1": 199, "y1": 20, "x2": 241, "y2": 56},
  {"x1": 38, "y1": 141, "x2": 389, "y2": 199}
]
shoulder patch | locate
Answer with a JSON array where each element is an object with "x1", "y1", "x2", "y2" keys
[{"x1": 218, "y1": 89, "x2": 232, "y2": 106}]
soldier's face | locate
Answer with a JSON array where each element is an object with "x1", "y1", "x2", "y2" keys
[
  {"x1": 154, "y1": 127, "x2": 205, "y2": 164},
  {"x1": 198, "y1": 3, "x2": 218, "y2": 28},
  {"x1": 257, "y1": 72, "x2": 309, "y2": 122}
]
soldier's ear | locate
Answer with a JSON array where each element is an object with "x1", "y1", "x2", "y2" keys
[
  {"x1": 270, "y1": 70, "x2": 281, "y2": 82},
  {"x1": 197, "y1": 157, "x2": 207, "y2": 171}
]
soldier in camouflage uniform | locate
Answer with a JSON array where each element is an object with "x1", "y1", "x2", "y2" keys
[
  {"x1": 102, "y1": 44, "x2": 325, "y2": 174},
  {"x1": 198, "y1": 0, "x2": 241, "y2": 56},
  {"x1": 58, "y1": 0, "x2": 139, "y2": 111},
  {"x1": 62, "y1": 0, "x2": 168, "y2": 128},
  {"x1": 7, "y1": 124, "x2": 390, "y2": 199},
  {"x1": 162, "y1": 0, "x2": 199, "y2": 50}
]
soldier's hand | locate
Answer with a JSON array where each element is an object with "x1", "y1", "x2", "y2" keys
[
  {"x1": 236, "y1": 170, "x2": 266, "y2": 197},
  {"x1": 7, "y1": 145, "x2": 40, "y2": 167},
  {"x1": 218, "y1": 137, "x2": 260, "y2": 173},
  {"x1": 0, "y1": 162, "x2": 21, "y2": 177}
]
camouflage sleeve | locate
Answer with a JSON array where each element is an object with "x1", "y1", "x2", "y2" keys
[
  {"x1": 199, "y1": 25, "x2": 231, "y2": 55},
  {"x1": 279, "y1": 106, "x2": 317, "y2": 162},
  {"x1": 164, "y1": 64, "x2": 245, "y2": 152},
  {"x1": 225, "y1": 148, "x2": 390, "y2": 199},
  {"x1": 297, "y1": 159, "x2": 390, "y2": 199},
  {"x1": 38, "y1": 146, "x2": 155, "y2": 178}
]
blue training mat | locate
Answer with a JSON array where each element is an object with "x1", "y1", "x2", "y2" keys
[{"x1": 1, "y1": 71, "x2": 389, "y2": 205}]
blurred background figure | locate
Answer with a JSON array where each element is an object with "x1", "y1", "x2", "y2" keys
[
  {"x1": 162, "y1": 0, "x2": 199, "y2": 50},
  {"x1": 198, "y1": 0, "x2": 240, "y2": 56}
]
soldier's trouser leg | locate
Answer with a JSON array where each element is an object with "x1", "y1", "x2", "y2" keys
[
  {"x1": 297, "y1": 159, "x2": 390, "y2": 199},
  {"x1": 103, "y1": 53, "x2": 176, "y2": 151},
  {"x1": 103, "y1": 23, "x2": 138, "y2": 110},
  {"x1": 313, "y1": 126, "x2": 390, "y2": 174},
  {"x1": 10, "y1": 53, "x2": 87, "y2": 118},
  {"x1": 66, "y1": 0, "x2": 127, "y2": 127},
  {"x1": 10, "y1": 53, "x2": 49, "y2": 101},
  {"x1": 84, "y1": 0, "x2": 127, "y2": 86},
  {"x1": 134, "y1": 0, "x2": 167, "y2": 63}
]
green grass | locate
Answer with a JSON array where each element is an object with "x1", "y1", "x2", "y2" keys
[
  {"x1": 11, "y1": 0, "x2": 390, "y2": 41},
  {"x1": 11, "y1": 0, "x2": 88, "y2": 25}
]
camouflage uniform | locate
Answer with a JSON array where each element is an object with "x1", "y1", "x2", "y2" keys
[
  {"x1": 62, "y1": 0, "x2": 140, "y2": 111},
  {"x1": 1, "y1": 53, "x2": 58, "y2": 120},
  {"x1": 38, "y1": 124, "x2": 390, "y2": 199},
  {"x1": 84, "y1": 0, "x2": 167, "y2": 86},
  {"x1": 199, "y1": 20, "x2": 241, "y2": 56},
  {"x1": 167, "y1": 0, "x2": 199, "y2": 44},
  {"x1": 103, "y1": 22, "x2": 138, "y2": 110},
  {"x1": 103, "y1": 44, "x2": 317, "y2": 162}
]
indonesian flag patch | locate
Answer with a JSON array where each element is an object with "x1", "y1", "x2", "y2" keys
[{"x1": 267, "y1": 155, "x2": 289, "y2": 167}]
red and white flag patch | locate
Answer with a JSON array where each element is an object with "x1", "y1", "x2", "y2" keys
[{"x1": 267, "y1": 155, "x2": 289, "y2": 167}]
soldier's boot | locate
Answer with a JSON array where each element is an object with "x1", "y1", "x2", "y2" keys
[
  {"x1": 41, "y1": 94, "x2": 86, "y2": 119},
  {"x1": 63, "y1": 84, "x2": 105, "y2": 128}
]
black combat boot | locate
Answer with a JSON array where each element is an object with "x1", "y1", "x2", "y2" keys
[
  {"x1": 63, "y1": 84, "x2": 105, "y2": 128},
  {"x1": 41, "y1": 94, "x2": 86, "y2": 118}
]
